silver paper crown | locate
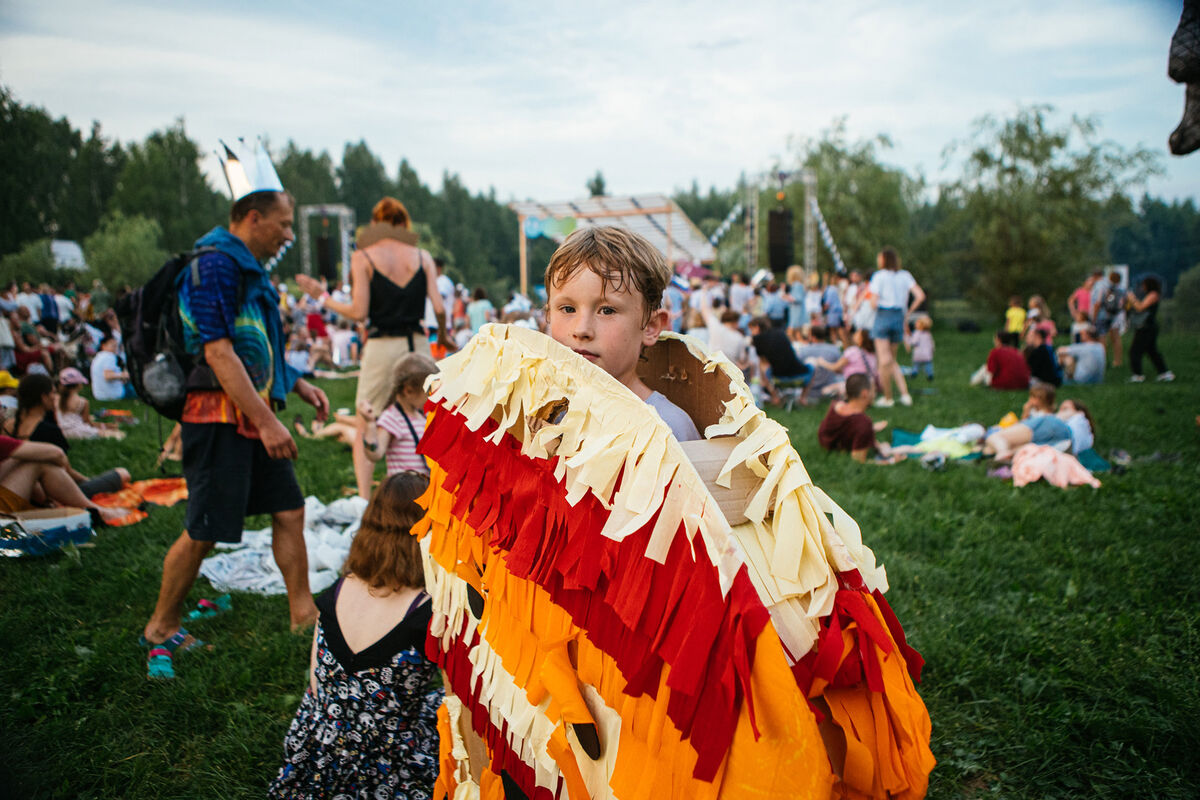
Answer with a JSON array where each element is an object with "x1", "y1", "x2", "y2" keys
[{"x1": 217, "y1": 137, "x2": 284, "y2": 201}]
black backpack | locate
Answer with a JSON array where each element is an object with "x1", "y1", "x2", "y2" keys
[
  {"x1": 114, "y1": 247, "x2": 240, "y2": 420},
  {"x1": 1100, "y1": 286, "x2": 1125, "y2": 316}
]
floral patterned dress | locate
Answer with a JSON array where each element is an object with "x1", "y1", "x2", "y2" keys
[{"x1": 268, "y1": 581, "x2": 444, "y2": 800}]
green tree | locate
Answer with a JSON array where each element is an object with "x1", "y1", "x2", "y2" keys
[
  {"x1": 59, "y1": 122, "x2": 126, "y2": 242},
  {"x1": 946, "y1": 105, "x2": 1160, "y2": 314},
  {"x1": 82, "y1": 212, "x2": 166, "y2": 291},
  {"x1": 0, "y1": 86, "x2": 80, "y2": 254},
  {"x1": 907, "y1": 190, "x2": 975, "y2": 301},
  {"x1": 0, "y1": 239, "x2": 57, "y2": 287},
  {"x1": 586, "y1": 170, "x2": 607, "y2": 197},
  {"x1": 336, "y1": 140, "x2": 392, "y2": 226},
  {"x1": 274, "y1": 141, "x2": 339, "y2": 278},
  {"x1": 673, "y1": 180, "x2": 737, "y2": 238},
  {"x1": 1108, "y1": 194, "x2": 1200, "y2": 294},
  {"x1": 395, "y1": 158, "x2": 437, "y2": 228},
  {"x1": 1163, "y1": 263, "x2": 1200, "y2": 330},
  {"x1": 780, "y1": 119, "x2": 919, "y2": 278},
  {"x1": 111, "y1": 119, "x2": 225, "y2": 252}
]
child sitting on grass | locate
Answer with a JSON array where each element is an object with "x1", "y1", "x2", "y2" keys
[
  {"x1": 359, "y1": 353, "x2": 438, "y2": 476},
  {"x1": 269, "y1": 471, "x2": 443, "y2": 799},
  {"x1": 544, "y1": 226, "x2": 700, "y2": 441},
  {"x1": 817, "y1": 373, "x2": 898, "y2": 463},
  {"x1": 56, "y1": 367, "x2": 124, "y2": 440}
]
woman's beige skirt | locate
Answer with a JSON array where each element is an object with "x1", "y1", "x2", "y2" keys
[{"x1": 355, "y1": 333, "x2": 429, "y2": 417}]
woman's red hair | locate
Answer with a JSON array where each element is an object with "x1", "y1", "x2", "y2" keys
[{"x1": 372, "y1": 196, "x2": 412, "y2": 229}]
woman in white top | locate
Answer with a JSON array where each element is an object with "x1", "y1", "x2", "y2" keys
[{"x1": 868, "y1": 247, "x2": 925, "y2": 407}]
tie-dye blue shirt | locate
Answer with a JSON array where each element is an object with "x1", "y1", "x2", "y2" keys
[{"x1": 178, "y1": 227, "x2": 299, "y2": 405}]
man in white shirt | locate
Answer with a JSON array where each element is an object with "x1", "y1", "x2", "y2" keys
[{"x1": 90, "y1": 335, "x2": 130, "y2": 400}]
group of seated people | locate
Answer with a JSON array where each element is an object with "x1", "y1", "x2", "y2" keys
[
  {"x1": 819, "y1": 374, "x2": 1096, "y2": 467},
  {"x1": 973, "y1": 326, "x2": 1107, "y2": 391},
  {"x1": 0, "y1": 369, "x2": 132, "y2": 524}
]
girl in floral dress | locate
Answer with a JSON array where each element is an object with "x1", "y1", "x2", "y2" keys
[{"x1": 269, "y1": 471, "x2": 442, "y2": 800}]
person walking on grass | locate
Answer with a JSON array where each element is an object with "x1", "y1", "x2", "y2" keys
[
  {"x1": 1126, "y1": 276, "x2": 1174, "y2": 383},
  {"x1": 869, "y1": 247, "x2": 925, "y2": 407},
  {"x1": 141, "y1": 178, "x2": 330, "y2": 680}
]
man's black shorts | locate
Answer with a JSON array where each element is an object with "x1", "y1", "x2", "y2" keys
[{"x1": 181, "y1": 422, "x2": 304, "y2": 543}]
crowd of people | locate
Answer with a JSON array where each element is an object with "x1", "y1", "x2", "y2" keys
[
  {"x1": 2, "y1": 170, "x2": 1175, "y2": 798},
  {"x1": 0, "y1": 281, "x2": 137, "y2": 523},
  {"x1": 975, "y1": 270, "x2": 1175, "y2": 391}
]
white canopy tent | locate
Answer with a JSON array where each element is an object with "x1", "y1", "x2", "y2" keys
[{"x1": 509, "y1": 194, "x2": 715, "y2": 296}]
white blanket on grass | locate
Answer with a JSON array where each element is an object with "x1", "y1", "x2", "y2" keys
[{"x1": 198, "y1": 495, "x2": 368, "y2": 596}]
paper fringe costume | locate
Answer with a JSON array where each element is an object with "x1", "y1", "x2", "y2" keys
[{"x1": 412, "y1": 324, "x2": 934, "y2": 800}]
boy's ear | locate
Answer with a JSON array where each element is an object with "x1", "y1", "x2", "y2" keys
[{"x1": 641, "y1": 307, "x2": 668, "y2": 346}]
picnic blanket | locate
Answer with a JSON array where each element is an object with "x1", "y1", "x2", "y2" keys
[
  {"x1": 1012, "y1": 444, "x2": 1101, "y2": 489},
  {"x1": 892, "y1": 425, "x2": 985, "y2": 460},
  {"x1": 198, "y1": 495, "x2": 368, "y2": 596},
  {"x1": 91, "y1": 478, "x2": 189, "y2": 526}
]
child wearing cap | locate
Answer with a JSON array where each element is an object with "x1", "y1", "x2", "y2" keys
[
  {"x1": 57, "y1": 367, "x2": 123, "y2": 440},
  {"x1": 0, "y1": 369, "x2": 18, "y2": 426},
  {"x1": 0, "y1": 370, "x2": 18, "y2": 409}
]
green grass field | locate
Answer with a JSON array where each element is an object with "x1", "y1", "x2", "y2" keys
[{"x1": 1, "y1": 329, "x2": 1197, "y2": 799}]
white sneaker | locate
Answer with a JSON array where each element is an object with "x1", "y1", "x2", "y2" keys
[
  {"x1": 899, "y1": 394, "x2": 913, "y2": 406},
  {"x1": 1156, "y1": 371, "x2": 1175, "y2": 382},
  {"x1": 874, "y1": 397, "x2": 895, "y2": 408},
  {"x1": 1129, "y1": 375, "x2": 1145, "y2": 383}
]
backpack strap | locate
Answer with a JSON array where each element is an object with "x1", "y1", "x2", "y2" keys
[
  {"x1": 181, "y1": 246, "x2": 249, "y2": 391},
  {"x1": 187, "y1": 245, "x2": 248, "y2": 313}
]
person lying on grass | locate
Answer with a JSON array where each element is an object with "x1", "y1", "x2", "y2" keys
[
  {"x1": 982, "y1": 397, "x2": 1095, "y2": 462},
  {"x1": 817, "y1": 373, "x2": 901, "y2": 464}
]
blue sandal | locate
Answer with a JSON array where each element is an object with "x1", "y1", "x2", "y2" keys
[
  {"x1": 185, "y1": 594, "x2": 232, "y2": 622},
  {"x1": 140, "y1": 628, "x2": 210, "y2": 680}
]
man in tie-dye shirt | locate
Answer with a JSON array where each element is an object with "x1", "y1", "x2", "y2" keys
[{"x1": 140, "y1": 190, "x2": 330, "y2": 679}]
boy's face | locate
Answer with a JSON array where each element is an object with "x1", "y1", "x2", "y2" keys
[{"x1": 547, "y1": 266, "x2": 665, "y2": 396}]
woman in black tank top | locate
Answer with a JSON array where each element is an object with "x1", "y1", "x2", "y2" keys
[{"x1": 294, "y1": 197, "x2": 452, "y2": 498}]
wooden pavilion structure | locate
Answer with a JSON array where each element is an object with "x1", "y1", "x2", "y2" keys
[{"x1": 509, "y1": 194, "x2": 716, "y2": 296}]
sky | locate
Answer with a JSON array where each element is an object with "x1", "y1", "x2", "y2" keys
[{"x1": 1, "y1": 0, "x2": 1197, "y2": 206}]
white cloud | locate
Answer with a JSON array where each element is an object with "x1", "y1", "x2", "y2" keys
[{"x1": 0, "y1": 0, "x2": 1194, "y2": 204}]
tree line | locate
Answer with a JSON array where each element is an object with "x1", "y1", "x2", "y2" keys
[{"x1": 3, "y1": 84, "x2": 1198, "y2": 317}]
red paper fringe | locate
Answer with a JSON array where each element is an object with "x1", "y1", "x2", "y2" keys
[
  {"x1": 420, "y1": 404, "x2": 770, "y2": 781},
  {"x1": 790, "y1": 570, "x2": 925, "y2": 708}
]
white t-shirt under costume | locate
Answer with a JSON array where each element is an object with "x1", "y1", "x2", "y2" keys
[
  {"x1": 869, "y1": 269, "x2": 916, "y2": 310},
  {"x1": 646, "y1": 391, "x2": 701, "y2": 442}
]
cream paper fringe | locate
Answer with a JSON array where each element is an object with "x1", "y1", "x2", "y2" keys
[{"x1": 428, "y1": 324, "x2": 888, "y2": 664}]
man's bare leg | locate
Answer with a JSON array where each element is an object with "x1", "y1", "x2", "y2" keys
[
  {"x1": 143, "y1": 532, "x2": 215, "y2": 644},
  {"x1": 271, "y1": 506, "x2": 317, "y2": 629}
]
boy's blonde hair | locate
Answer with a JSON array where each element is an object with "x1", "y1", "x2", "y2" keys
[
  {"x1": 544, "y1": 226, "x2": 670, "y2": 324},
  {"x1": 391, "y1": 352, "x2": 438, "y2": 400},
  {"x1": 915, "y1": 316, "x2": 933, "y2": 331}
]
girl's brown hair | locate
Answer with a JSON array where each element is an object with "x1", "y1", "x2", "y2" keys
[
  {"x1": 391, "y1": 352, "x2": 438, "y2": 402},
  {"x1": 879, "y1": 246, "x2": 901, "y2": 271},
  {"x1": 1060, "y1": 399, "x2": 1096, "y2": 437},
  {"x1": 371, "y1": 196, "x2": 412, "y2": 229},
  {"x1": 342, "y1": 471, "x2": 429, "y2": 592},
  {"x1": 1029, "y1": 383, "x2": 1056, "y2": 411}
]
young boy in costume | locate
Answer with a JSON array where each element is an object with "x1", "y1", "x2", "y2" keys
[{"x1": 544, "y1": 226, "x2": 701, "y2": 441}]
